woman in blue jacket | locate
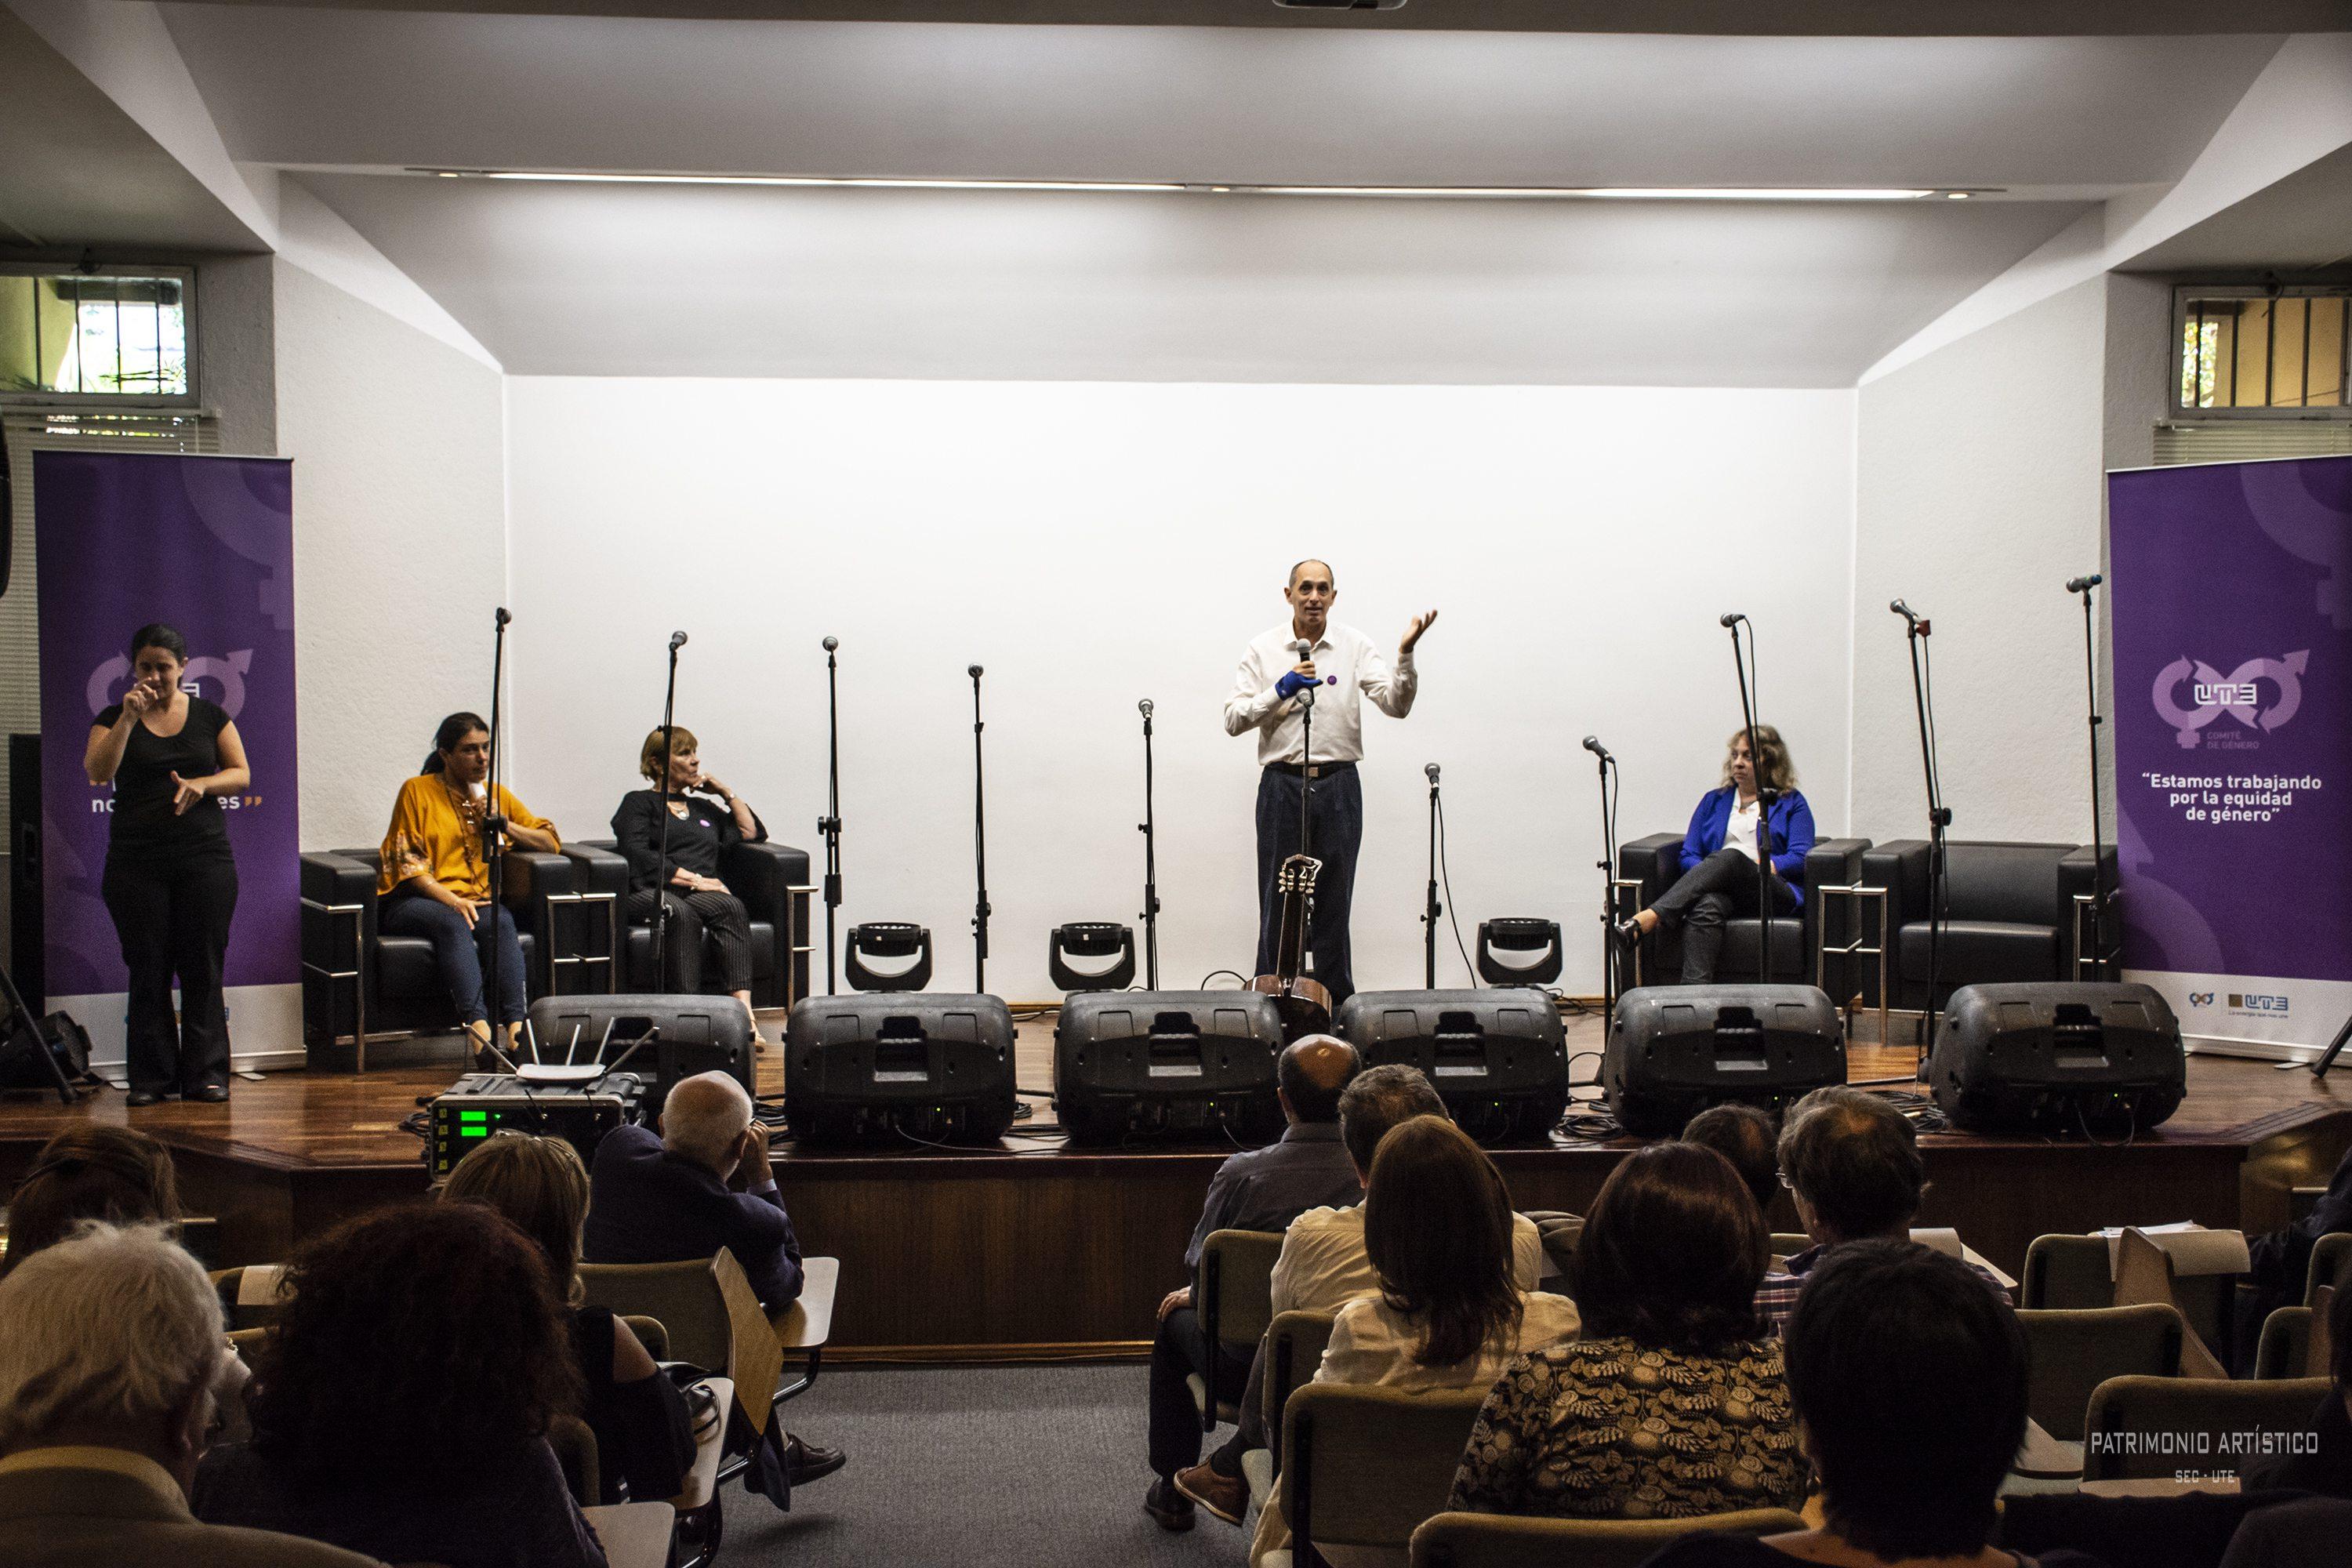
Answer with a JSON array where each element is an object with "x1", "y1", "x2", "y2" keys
[{"x1": 1616, "y1": 726, "x2": 1814, "y2": 984}]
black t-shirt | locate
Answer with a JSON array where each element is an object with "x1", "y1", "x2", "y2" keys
[
  {"x1": 611, "y1": 788, "x2": 764, "y2": 895},
  {"x1": 94, "y1": 696, "x2": 233, "y2": 858}
]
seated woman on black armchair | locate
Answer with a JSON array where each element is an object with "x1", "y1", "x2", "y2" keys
[
  {"x1": 613, "y1": 726, "x2": 765, "y2": 1024},
  {"x1": 1615, "y1": 725, "x2": 1815, "y2": 985}
]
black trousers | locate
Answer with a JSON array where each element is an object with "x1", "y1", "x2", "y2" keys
[
  {"x1": 1147, "y1": 1305, "x2": 1253, "y2": 1478},
  {"x1": 100, "y1": 848, "x2": 238, "y2": 1097},
  {"x1": 1253, "y1": 764, "x2": 1363, "y2": 1007},
  {"x1": 1651, "y1": 848, "x2": 1798, "y2": 984},
  {"x1": 628, "y1": 888, "x2": 754, "y2": 995}
]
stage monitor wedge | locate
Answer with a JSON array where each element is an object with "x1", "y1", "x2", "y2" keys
[
  {"x1": 1336, "y1": 988, "x2": 1567, "y2": 1144},
  {"x1": 1606, "y1": 984, "x2": 1846, "y2": 1138},
  {"x1": 785, "y1": 993, "x2": 1017, "y2": 1146},
  {"x1": 1055, "y1": 991, "x2": 1283, "y2": 1145},
  {"x1": 1929, "y1": 982, "x2": 2186, "y2": 1136}
]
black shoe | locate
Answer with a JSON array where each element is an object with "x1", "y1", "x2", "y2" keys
[
  {"x1": 125, "y1": 1089, "x2": 162, "y2": 1108},
  {"x1": 782, "y1": 1436, "x2": 846, "y2": 1486},
  {"x1": 1143, "y1": 1477, "x2": 1196, "y2": 1532},
  {"x1": 1613, "y1": 916, "x2": 1646, "y2": 950},
  {"x1": 190, "y1": 1084, "x2": 230, "y2": 1104}
]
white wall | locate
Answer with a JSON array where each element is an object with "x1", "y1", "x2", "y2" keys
[
  {"x1": 1851, "y1": 276, "x2": 2107, "y2": 846},
  {"x1": 506, "y1": 379, "x2": 1854, "y2": 1001},
  {"x1": 275, "y1": 256, "x2": 505, "y2": 851}
]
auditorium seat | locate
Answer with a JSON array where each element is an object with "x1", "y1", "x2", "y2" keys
[
  {"x1": 2022, "y1": 1234, "x2": 2114, "y2": 1312},
  {"x1": 2016, "y1": 1305, "x2": 2185, "y2": 1443},
  {"x1": 1275, "y1": 1383, "x2": 1489, "y2": 1568},
  {"x1": 550, "y1": 1413, "x2": 601, "y2": 1507},
  {"x1": 1615, "y1": 835, "x2": 1870, "y2": 987},
  {"x1": 299, "y1": 844, "x2": 572, "y2": 1071},
  {"x1": 1409, "y1": 1508, "x2": 1809, "y2": 1568},
  {"x1": 2082, "y1": 1374, "x2": 2332, "y2": 1483},
  {"x1": 563, "y1": 838, "x2": 812, "y2": 1007},
  {"x1": 1860, "y1": 840, "x2": 2115, "y2": 1012},
  {"x1": 1259, "y1": 1308, "x2": 1339, "y2": 1480},
  {"x1": 2306, "y1": 1232, "x2": 2352, "y2": 1305},
  {"x1": 2256, "y1": 1305, "x2": 2315, "y2": 1379},
  {"x1": 1196, "y1": 1229, "x2": 1284, "y2": 1429}
]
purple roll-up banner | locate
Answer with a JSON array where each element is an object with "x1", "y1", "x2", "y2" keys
[
  {"x1": 2109, "y1": 453, "x2": 2350, "y2": 1058},
  {"x1": 34, "y1": 451, "x2": 301, "y2": 1068}
]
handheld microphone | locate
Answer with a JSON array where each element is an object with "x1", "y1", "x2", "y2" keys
[
  {"x1": 1719, "y1": 612, "x2": 1747, "y2": 628},
  {"x1": 669, "y1": 630, "x2": 688, "y2": 651},
  {"x1": 968, "y1": 664, "x2": 984, "y2": 679},
  {"x1": 822, "y1": 635, "x2": 839, "y2": 652},
  {"x1": 1138, "y1": 698, "x2": 1154, "y2": 718},
  {"x1": 1425, "y1": 762, "x2": 1440, "y2": 783},
  {"x1": 1292, "y1": 639, "x2": 1314, "y2": 660},
  {"x1": 1582, "y1": 735, "x2": 1613, "y2": 763},
  {"x1": 1889, "y1": 599, "x2": 1918, "y2": 624},
  {"x1": 495, "y1": 607, "x2": 511, "y2": 626},
  {"x1": 2066, "y1": 574, "x2": 2103, "y2": 593}
]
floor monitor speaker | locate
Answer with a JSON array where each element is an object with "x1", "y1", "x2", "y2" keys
[
  {"x1": 1054, "y1": 990, "x2": 1284, "y2": 1145},
  {"x1": 784, "y1": 992, "x2": 1016, "y2": 1145},
  {"x1": 1606, "y1": 984, "x2": 1846, "y2": 1138},
  {"x1": 1929, "y1": 982, "x2": 2186, "y2": 1135},
  {"x1": 1335, "y1": 988, "x2": 1566, "y2": 1143}
]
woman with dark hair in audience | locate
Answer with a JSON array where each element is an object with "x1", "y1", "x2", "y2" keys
[
  {"x1": 85, "y1": 622, "x2": 250, "y2": 1105},
  {"x1": 1643, "y1": 1239, "x2": 2102, "y2": 1568},
  {"x1": 1614, "y1": 726, "x2": 1815, "y2": 985},
  {"x1": 1449, "y1": 1141, "x2": 1804, "y2": 1519},
  {"x1": 0, "y1": 1124, "x2": 180, "y2": 1278},
  {"x1": 192, "y1": 1201, "x2": 606, "y2": 1568},
  {"x1": 1250, "y1": 1115, "x2": 1580, "y2": 1568},
  {"x1": 378, "y1": 712, "x2": 561, "y2": 1065},
  {"x1": 612, "y1": 725, "x2": 764, "y2": 1020},
  {"x1": 441, "y1": 1131, "x2": 695, "y2": 1502}
]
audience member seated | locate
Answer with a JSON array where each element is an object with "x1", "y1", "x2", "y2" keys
[
  {"x1": 1682, "y1": 1103, "x2": 1783, "y2": 1226},
  {"x1": 1755, "y1": 1085, "x2": 2006, "y2": 1331},
  {"x1": 1641, "y1": 1239, "x2": 2103, "y2": 1568},
  {"x1": 579, "y1": 1069, "x2": 844, "y2": 1488},
  {"x1": 1448, "y1": 1142, "x2": 1804, "y2": 1520},
  {"x1": 0, "y1": 1221, "x2": 381, "y2": 1568},
  {"x1": 442, "y1": 1131, "x2": 695, "y2": 1502},
  {"x1": 1143, "y1": 1035, "x2": 1366, "y2": 1533},
  {"x1": 1248, "y1": 1115, "x2": 1581, "y2": 1568},
  {"x1": 2245, "y1": 1135, "x2": 2352, "y2": 1363},
  {"x1": 191, "y1": 1203, "x2": 608, "y2": 1568},
  {"x1": 1174, "y1": 1062, "x2": 1549, "y2": 1523},
  {"x1": 2243, "y1": 1273, "x2": 2352, "y2": 1496},
  {"x1": 0, "y1": 1123, "x2": 181, "y2": 1279}
]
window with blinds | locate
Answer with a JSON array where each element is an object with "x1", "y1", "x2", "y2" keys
[
  {"x1": 2153, "y1": 420, "x2": 2352, "y2": 466},
  {"x1": 2173, "y1": 284, "x2": 2351, "y2": 419},
  {"x1": 0, "y1": 409, "x2": 220, "y2": 834}
]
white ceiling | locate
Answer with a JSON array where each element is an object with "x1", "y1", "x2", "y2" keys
[{"x1": 100, "y1": 13, "x2": 2318, "y2": 381}]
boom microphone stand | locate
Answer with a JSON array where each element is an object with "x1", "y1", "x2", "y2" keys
[
  {"x1": 2069, "y1": 575, "x2": 2112, "y2": 980},
  {"x1": 1584, "y1": 736, "x2": 1620, "y2": 1011},
  {"x1": 651, "y1": 631, "x2": 687, "y2": 986},
  {"x1": 970, "y1": 665, "x2": 990, "y2": 992},
  {"x1": 1893, "y1": 599, "x2": 1951, "y2": 1050},
  {"x1": 820, "y1": 636, "x2": 844, "y2": 994},
  {"x1": 1722, "y1": 614, "x2": 1773, "y2": 931},
  {"x1": 1423, "y1": 764, "x2": 1443, "y2": 987},
  {"x1": 1138, "y1": 699, "x2": 1161, "y2": 989},
  {"x1": 480, "y1": 608, "x2": 521, "y2": 1072}
]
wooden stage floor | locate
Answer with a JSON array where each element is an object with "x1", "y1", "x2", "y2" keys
[{"x1": 5, "y1": 1008, "x2": 2347, "y2": 1357}]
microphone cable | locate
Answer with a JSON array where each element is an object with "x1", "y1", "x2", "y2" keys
[{"x1": 1433, "y1": 789, "x2": 1478, "y2": 982}]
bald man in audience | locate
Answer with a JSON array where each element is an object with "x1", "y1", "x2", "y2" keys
[
  {"x1": 1144, "y1": 1036, "x2": 1366, "y2": 1532},
  {"x1": 0, "y1": 1221, "x2": 383, "y2": 1568}
]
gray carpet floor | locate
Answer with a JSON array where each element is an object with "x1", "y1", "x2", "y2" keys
[{"x1": 718, "y1": 1363, "x2": 1257, "y2": 1568}]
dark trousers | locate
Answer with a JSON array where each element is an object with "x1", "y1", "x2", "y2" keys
[
  {"x1": 1254, "y1": 763, "x2": 1363, "y2": 1007},
  {"x1": 627, "y1": 888, "x2": 754, "y2": 994},
  {"x1": 1148, "y1": 1306, "x2": 1253, "y2": 1479},
  {"x1": 100, "y1": 848, "x2": 238, "y2": 1097},
  {"x1": 381, "y1": 891, "x2": 529, "y2": 1027},
  {"x1": 1652, "y1": 848, "x2": 1798, "y2": 983},
  {"x1": 1207, "y1": 1338, "x2": 1272, "y2": 1476}
]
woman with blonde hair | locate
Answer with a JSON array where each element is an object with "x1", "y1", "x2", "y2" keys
[
  {"x1": 1615, "y1": 724, "x2": 1816, "y2": 985},
  {"x1": 611, "y1": 725, "x2": 764, "y2": 1017},
  {"x1": 441, "y1": 1132, "x2": 693, "y2": 1502}
]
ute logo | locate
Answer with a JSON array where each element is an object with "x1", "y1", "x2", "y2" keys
[{"x1": 2153, "y1": 652, "x2": 2307, "y2": 749}]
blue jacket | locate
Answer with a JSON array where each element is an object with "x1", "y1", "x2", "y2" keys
[
  {"x1": 1680, "y1": 785, "x2": 1817, "y2": 907},
  {"x1": 583, "y1": 1123, "x2": 804, "y2": 1310}
]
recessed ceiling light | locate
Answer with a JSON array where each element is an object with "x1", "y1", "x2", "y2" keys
[{"x1": 411, "y1": 170, "x2": 1984, "y2": 202}]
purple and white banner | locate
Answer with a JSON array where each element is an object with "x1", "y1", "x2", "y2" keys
[
  {"x1": 35, "y1": 451, "x2": 301, "y2": 1065},
  {"x1": 2110, "y1": 453, "x2": 2350, "y2": 1056}
]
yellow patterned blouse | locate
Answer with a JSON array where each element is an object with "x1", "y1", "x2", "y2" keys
[{"x1": 376, "y1": 774, "x2": 559, "y2": 902}]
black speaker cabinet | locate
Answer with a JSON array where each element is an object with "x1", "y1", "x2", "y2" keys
[
  {"x1": 526, "y1": 993, "x2": 754, "y2": 1117},
  {"x1": 1054, "y1": 990, "x2": 1285, "y2": 1145},
  {"x1": 1929, "y1": 982, "x2": 2187, "y2": 1136},
  {"x1": 1335, "y1": 988, "x2": 1568, "y2": 1144},
  {"x1": 1606, "y1": 984, "x2": 1846, "y2": 1138},
  {"x1": 784, "y1": 993, "x2": 1017, "y2": 1145}
]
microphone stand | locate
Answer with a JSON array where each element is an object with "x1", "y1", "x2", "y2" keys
[
  {"x1": 1726, "y1": 619, "x2": 1773, "y2": 947},
  {"x1": 1900, "y1": 608, "x2": 1952, "y2": 1051},
  {"x1": 651, "y1": 635, "x2": 684, "y2": 987},
  {"x1": 2072, "y1": 580, "x2": 2111, "y2": 980},
  {"x1": 820, "y1": 637, "x2": 844, "y2": 994},
  {"x1": 1592, "y1": 745, "x2": 1621, "y2": 1012},
  {"x1": 970, "y1": 665, "x2": 990, "y2": 992},
  {"x1": 1138, "y1": 699, "x2": 1160, "y2": 989},
  {"x1": 481, "y1": 607, "x2": 519, "y2": 1072},
  {"x1": 1423, "y1": 766, "x2": 1442, "y2": 988}
]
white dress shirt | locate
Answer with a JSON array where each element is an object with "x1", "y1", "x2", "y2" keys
[
  {"x1": 1269, "y1": 1203, "x2": 1545, "y2": 1318},
  {"x1": 1223, "y1": 622, "x2": 1417, "y2": 766},
  {"x1": 1722, "y1": 793, "x2": 1765, "y2": 862}
]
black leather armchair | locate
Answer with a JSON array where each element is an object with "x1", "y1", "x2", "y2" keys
[
  {"x1": 564, "y1": 838, "x2": 811, "y2": 1008},
  {"x1": 299, "y1": 845, "x2": 573, "y2": 1071},
  {"x1": 1860, "y1": 839, "x2": 2118, "y2": 1009},
  {"x1": 1617, "y1": 833, "x2": 1870, "y2": 985}
]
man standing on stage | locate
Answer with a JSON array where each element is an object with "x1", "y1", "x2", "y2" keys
[{"x1": 1224, "y1": 559, "x2": 1436, "y2": 1006}]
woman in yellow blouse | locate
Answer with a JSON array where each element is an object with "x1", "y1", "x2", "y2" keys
[{"x1": 379, "y1": 712, "x2": 560, "y2": 1062}]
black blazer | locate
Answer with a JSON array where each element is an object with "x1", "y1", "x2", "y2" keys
[{"x1": 581, "y1": 1123, "x2": 803, "y2": 1309}]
